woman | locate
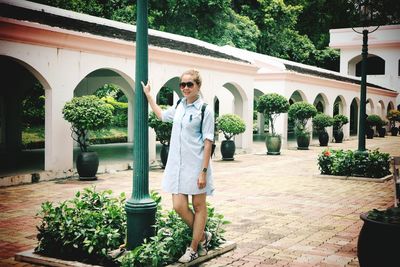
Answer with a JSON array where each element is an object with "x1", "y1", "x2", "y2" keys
[{"x1": 142, "y1": 69, "x2": 214, "y2": 263}]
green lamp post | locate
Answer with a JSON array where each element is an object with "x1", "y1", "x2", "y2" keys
[
  {"x1": 125, "y1": 0, "x2": 157, "y2": 250},
  {"x1": 352, "y1": 0, "x2": 379, "y2": 153}
]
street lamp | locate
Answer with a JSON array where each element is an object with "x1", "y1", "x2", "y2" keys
[
  {"x1": 352, "y1": 0, "x2": 379, "y2": 153},
  {"x1": 125, "y1": 0, "x2": 157, "y2": 250}
]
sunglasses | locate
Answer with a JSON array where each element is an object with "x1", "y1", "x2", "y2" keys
[{"x1": 179, "y1": 81, "x2": 195, "y2": 89}]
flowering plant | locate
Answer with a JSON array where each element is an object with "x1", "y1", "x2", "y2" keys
[{"x1": 317, "y1": 149, "x2": 391, "y2": 178}]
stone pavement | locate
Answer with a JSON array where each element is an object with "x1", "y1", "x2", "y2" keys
[{"x1": 1, "y1": 136, "x2": 399, "y2": 267}]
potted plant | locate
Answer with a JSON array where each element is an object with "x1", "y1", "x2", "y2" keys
[
  {"x1": 387, "y1": 109, "x2": 400, "y2": 136},
  {"x1": 366, "y1": 114, "x2": 381, "y2": 139},
  {"x1": 312, "y1": 113, "x2": 334, "y2": 146},
  {"x1": 62, "y1": 95, "x2": 113, "y2": 180},
  {"x1": 377, "y1": 119, "x2": 388, "y2": 137},
  {"x1": 148, "y1": 106, "x2": 172, "y2": 168},
  {"x1": 217, "y1": 114, "x2": 246, "y2": 160},
  {"x1": 358, "y1": 207, "x2": 400, "y2": 267},
  {"x1": 288, "y1": 102, "x2": 317, "y2": 150},
  {"x1": 333, "y1": 114, "x2": 349, "y2": 143},
  {"x1": 256, "y1": 93, "x2": 289, "y2": 155}
]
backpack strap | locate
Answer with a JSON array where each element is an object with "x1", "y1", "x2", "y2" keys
[
  {"x1": 175, "y1": 98, "x2": 183, "y2": 109},
  {"x1": 200, "y1": 103, "x2": 207, "y2": 135}
]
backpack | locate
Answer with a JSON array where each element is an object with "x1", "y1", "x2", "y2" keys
[{"x1": 175, "y1": 99, "x2": 216, "y2": 157}]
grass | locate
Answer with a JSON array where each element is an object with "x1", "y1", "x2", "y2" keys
[{"x1": 22, "y1": 125, "x2": 128, "y2": 149}]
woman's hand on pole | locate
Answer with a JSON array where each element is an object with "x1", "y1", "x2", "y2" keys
[{"x1": 141, "y1": 80, "x2": 162, "y2": 119}]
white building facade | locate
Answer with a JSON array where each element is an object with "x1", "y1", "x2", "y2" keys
[{"x1": 0, "y1": 0, "x2": 397, "y2": 182}]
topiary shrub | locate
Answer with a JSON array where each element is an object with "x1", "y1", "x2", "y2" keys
[
  {"x1": 366, "y1": 114, "x2": 383, "y2": 128},
  {"x1": 256, "y1": 93, "x2": 289, "y2": 136},
  {"x1": 333, "y1": 114, "x2": 349, "y2": 132},
  {"x1": 387, "y1": 109, "x2": 400, "y2": 128},
  {"x1": 217, "y1": 114, "x2": 246, "y2": 140},
  {"x1": 312, "y1": 113, "x2": 334, "y2": 133},
  {"x1": 288, "y1": 101, "x2": 317, "y2": 135},
  {"x1": 62, "y1": 95, "x2": 114, "y2": 152}
]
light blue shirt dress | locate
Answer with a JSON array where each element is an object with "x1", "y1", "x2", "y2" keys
[{"x1": 161, "y1": 97, "x2": 215, "y2": 196}]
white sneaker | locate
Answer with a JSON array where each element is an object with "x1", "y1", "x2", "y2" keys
[
  {"x1": 198, "y1": 231, "x2": 212, "y2": 256},
  {"x1": 178, "y1": 247, "x2": 198, "y2": 263}
]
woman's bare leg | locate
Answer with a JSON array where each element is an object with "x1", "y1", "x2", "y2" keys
[
  {"x1": 190, "y1": 193, "x2": 207, "y2": 250},
  {"x1": 172, "y1": 194, "x2": 194, "y2": 227}
]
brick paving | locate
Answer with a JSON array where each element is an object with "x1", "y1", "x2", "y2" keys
[{"x1": 0, "y1": 136, "x2": 399, "y2": 266}]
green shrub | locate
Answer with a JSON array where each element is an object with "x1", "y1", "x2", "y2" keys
[
  {"x1": 366, "y1": 114, "x2": 382, "y2": 128},
  {"x1": 317, "y1": 149, "x2": 391, "y2": 178},
  {"x1": 119, "y1": 193, "x2": 229, "y2": 267},
  {"x1": 387, "y1": 109, "x2": 400, "y2": 128},
  {"x1": 256, "y1": 93, "x2": 289, "y2": 136},
  {"x1": 317, "y1": 149, "x2": 333, "y2": 174},
  {"x1": 366, "y1": 149, "x2": 391, "y2": 178},
  {"x1": 288, "y1": 102, "x2": 317, "y2": 134},
  {"x1": 312, "y1": 113, "x2": 334, "y2": 133},
  {"x1": 331, "y1": 149, "x2": 354, "y2": 176},
  {"x1": 62, "y1": 95, "x2": 114, "y2": 152},
  {"x1": 35, "y1": 187, "x2": 126, "y2": 266},
  {"x1": 217, "y1": 114, "x2": 246, "y2": 140},
  {"x1": 368, "y1": 207, "x2": 400, "y2": 224},
  {"x1": 102, "y1": 96, "x2": 128, "y2": 127},
  {"x1": 333, "y1": 114, "x2": 349, "y2": 132}
]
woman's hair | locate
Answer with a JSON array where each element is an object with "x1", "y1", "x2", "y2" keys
[{"x1": 181, "y1": 69, "x2": 202, "y2": 88}]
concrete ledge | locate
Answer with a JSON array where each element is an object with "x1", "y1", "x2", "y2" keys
[
  {"x1": 15, "y1": 249, "x2": 102, "y2": 267},
  {"x1": 166, "y1": 241, "x2": 236, "y2": 266},
  {"x1": 314, "y1": 173, "x2": 393, "y2": 183},
  {"x1": 15, "y1": 241, "x2": 236, "y2": 267}
]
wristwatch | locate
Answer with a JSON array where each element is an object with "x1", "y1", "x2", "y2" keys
[{"x1": 202, "y1": 167, "x2": 207, "y2": 173}]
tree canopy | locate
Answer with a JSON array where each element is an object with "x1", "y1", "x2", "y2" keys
[{"x1": 31, "y1": 0, "x2": 399, "y2": 70}]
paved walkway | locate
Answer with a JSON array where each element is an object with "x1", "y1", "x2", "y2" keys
[{"x1": 1, "y1": 136, "x2": 399, "y2": 267}]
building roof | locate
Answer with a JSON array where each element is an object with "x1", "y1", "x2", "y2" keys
[{"x1": 0, "y1": 0, "x2": 248, "y2": 63}]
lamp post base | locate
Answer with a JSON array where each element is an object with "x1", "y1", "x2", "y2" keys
[{"x1": 125, "y1": 198, "x2": 157, "y2": 250}]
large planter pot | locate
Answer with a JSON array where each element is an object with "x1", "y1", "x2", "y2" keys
[
  {"x1": 333, "y1": 130, "x2": 344, "y2": 143},
  {"x1": 76, "y1": 151, "x2": 99, "y2": 180},
  {"x1": 296, "y1": 133, "x2": 310, "y2": 150},
  {"x1": 221, "y1": 140, "x2": 235, "y2": 161},
  {"x1": 160, "y1": 144, "x2": 169, "y2": 168},
  {"x1": 391, "y1": 127, "x2": 399, "y2": 136},
  {"x1": 378, "y1": 127, "x2": 386, "y2": 137},
  {"x1": 318, "y1": 131, "x2": 329, "y2": 146},
  {"x1": 366, "y1": 128, "x2": 374, "y2": 139},
  {"x1": 357, "y1": 213, "x2": 400, "y2": 267},
  {"x1": 265, "y1": 135, "x2": 281, "y2": 155}
]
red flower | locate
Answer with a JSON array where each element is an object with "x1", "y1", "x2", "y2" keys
[{"x1": 324, "y1": 150, "x2": 331, "y2": 157}]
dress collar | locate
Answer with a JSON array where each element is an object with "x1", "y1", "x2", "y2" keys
[{"x1": 183, "y1": 97, "x2": 203, "y2": 110}]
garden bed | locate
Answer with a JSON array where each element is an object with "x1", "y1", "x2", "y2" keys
[{"x1": 15, "y1": 241, "x2": 236, "y2": 267}]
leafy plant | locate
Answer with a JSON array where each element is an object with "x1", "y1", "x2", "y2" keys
[
  {"x1": 256, "y1": 93, "x2": 289, "y2": 136},
  {"x1": 217, "y1": 114, "x2": 246, "y2": 140},
  {"x1": 317, "y1": 149, "x2": 333, "y2": 174},
  {"x1": 62, "y1": 95, "x2": 114, "y2": 152},
  {"x1": 119, "y1": 194, "x2": 229, "y2": 267},
  {"x1": 312, "y1": 113, "x2": 333, "y2": 133},
  {"x1": 102, "y1": 96, "x2": 128, "y2": 127},
  {"x1": 148, "y1": 106, "x2": 172, "y2": 146},
  {"x1": 288, "y1": 101, "x2": 317, "y2": 135},
  {"x1": 366, "y1": 114, "x2": 383, "y2": 128},
  {"x1": 317, "y1": 149, "x2": 391, "y2": 178},
  {"x1": 368, "y1": 207, "x2": 400, "y2": 224},
  {"x1": 387, "y1": 109, "x2": 400, "y2": 128},
  {"x1": 333, "y1": 114, "x2": 349, "y2": 132},
  {"x1": 35, "y1": 187, "x2": 126, "y2": 266}
]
